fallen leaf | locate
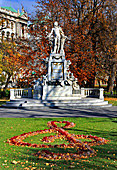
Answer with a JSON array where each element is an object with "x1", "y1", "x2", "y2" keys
[
  {"x1": 11, "y1": 160, "x2": 17, "y2": 164},
  {"x1": 69, "y1": 165, "x2": 75, "y2": 168}
]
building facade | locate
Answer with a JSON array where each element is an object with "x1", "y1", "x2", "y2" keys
[{"x1": 0, "y1": 6, "x2": 28, "y2": 41}]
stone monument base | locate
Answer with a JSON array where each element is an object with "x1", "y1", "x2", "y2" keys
[
  {"x1": 33, "y1": 87, "x2": 42, "y2": 99},
  {"x1": 42, "y1": 85, "x2": 73, "y2": 100}
]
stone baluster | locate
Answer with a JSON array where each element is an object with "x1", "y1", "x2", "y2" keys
[
  {"x1": 10, "y1": 89, "x2": 15, "y2": 99},
  {"x1": 81, "y1": 87, "x2": 85, "y2": 97},
  {"x1": 99, "y1": 88, "x2": 104, "y2": 100},
  {"x1": 28, "y1": 88, "x2": 32, "y2": 98},
  {"x1": 15, "y1": 90, "x2": 18, "y2": 97},
  {"x1": 20, "y1": 89, "x2": 22, "y2": 97}
]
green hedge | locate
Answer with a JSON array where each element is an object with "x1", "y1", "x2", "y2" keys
[{"x1": 0, "y1": 89, "x2": 10, "y2": 98}]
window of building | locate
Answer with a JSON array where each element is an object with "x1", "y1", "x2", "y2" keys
[
  {"x1": 6, "y1": 31, "x2": 10, "y2": 41},
  {"x1": 6, "y1": 20, "x2": 9, "y2": 28},
  {"x1": 11, "y1": 33, "x2": 14, "y2": 42},
  {"x1": 22, "y1": 25, "x2": 24, "y2": 38},
  {"x1": 11, "y1": 22, "x2": 13, "y2": 30},
  {"x1": 2, "y1": 19, "x2": 5, "y2": 27},
  {"x1": 2, "y1": 31, "x2": 5, "y2": 41}
]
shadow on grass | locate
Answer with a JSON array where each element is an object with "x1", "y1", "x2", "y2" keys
[
  {"x1": 18, "y1": 124, "x2": 117, "y2": 169},
  {"x1": 3, "y1": 118, "x2": 116, "y2": 169},
  {"x1": 18, "y1": 143, "x2": 116, "y2": 170},
  {"x1": 68, "y1": 128, "x2": 117, "y2": 140}
]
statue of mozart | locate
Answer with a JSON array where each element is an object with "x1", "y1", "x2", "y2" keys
[{"x1": 47, "y1": 21, "x2": 68, "y2": 54}]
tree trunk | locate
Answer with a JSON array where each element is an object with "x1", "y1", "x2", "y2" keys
[
  {"x1": 107, "y1": 64, "x2": 116, "y2": 92},
  {"x1": 86, "y1": 78, "x2": 95, "y2": 88},
  {"x1": 115, "y1": 77, "x2": 117, "y2": 90},
  {"x1": 98, "y1": 80, "x2": 101, "y2": 88},
  {"x1": 115, "y1": 71, "x2": 117, "y2": 90},
  {"x1": 3, "y1": 74, "x2": 11, "y2": 91}
]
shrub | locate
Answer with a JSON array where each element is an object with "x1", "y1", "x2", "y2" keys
[{"x1": 0, "y1": 89, "x2": 10, "y2": 99}]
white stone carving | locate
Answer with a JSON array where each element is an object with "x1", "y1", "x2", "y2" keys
[
  {"x1": 72, "y1": 80, "x2": 80, "y2": 90},
  {"x1": 47, "y1": 21, "x2": 68, "y2": 54}
]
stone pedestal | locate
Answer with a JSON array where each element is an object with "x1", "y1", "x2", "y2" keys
[
  {"x1": 42, "y1": 85, "x2": 72, "y2": 100},
  {"x1": 33, "y1": 52, "x2": 74, "y2": 100},
  {"x1": 48, "y1": 53, "x2": 67, "y2": 81},
  {"x1": 33, "y1": 86, "x2": 42, "y2": 99}
]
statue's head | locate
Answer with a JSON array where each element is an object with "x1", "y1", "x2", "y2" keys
[{"x1": 54, "y1": 21, "x2": 58, "y2": 27}]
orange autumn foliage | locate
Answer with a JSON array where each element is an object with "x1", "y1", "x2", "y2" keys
[
  {"x1": 0, "y1": 41, "x2": 24, "y2": 89},
  {"x1": 17, "y1": 0, "x2": 116, "y2": 88}
]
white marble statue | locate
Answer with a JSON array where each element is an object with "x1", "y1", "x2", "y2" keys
[
  {"x1": 72, "y1": 79, "x2": 80, "y2": 90},
  {"x1": 48, "y1": 21, "x2": 67, "y2": 54}
]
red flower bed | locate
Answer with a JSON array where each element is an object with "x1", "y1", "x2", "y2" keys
[{"x1": 7, "y1": 121, "x2": 108, "y2": 160}]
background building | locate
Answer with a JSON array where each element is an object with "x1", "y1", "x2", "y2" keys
[
  {"x1": 0, "y1": 6, "x2": 28, "y2": 41},
  {"x1": 0, "y1": 6, "x2": 28, "y2": 89}
]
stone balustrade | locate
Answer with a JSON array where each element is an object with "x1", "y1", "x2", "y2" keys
[
  {"x1": 80, "y1": 88, "x2": 104, "y2": 100},
  {"x1": 10, "y1": 88, "x2": 32, "y2": 99},
  {"x1": 10, "y1": 88, "x2": 104, "y2": 100}
]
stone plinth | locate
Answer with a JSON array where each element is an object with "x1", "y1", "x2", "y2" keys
[
  {"x1": 42, "y1": 85, "x2": 72, "y2": 100},
  {"x1": 48, "y1": 53, "x2": 67, "y2": 81},
  {"x1": 33, "y1": 51, "x2": 74, "y2": 101},
  {"x1": 33, "y1": 86, "x2": 42, "y2": 99}
]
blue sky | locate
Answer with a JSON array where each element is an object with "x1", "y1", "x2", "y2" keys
[{"x1": 0, "y1": 0, "x2": 37, "y2": 13}]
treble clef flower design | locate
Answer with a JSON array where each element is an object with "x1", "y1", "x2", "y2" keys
[{"x1": 7, "y1": 121, "x2": 108, "y2": 160}]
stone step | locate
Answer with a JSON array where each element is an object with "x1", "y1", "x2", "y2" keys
[
  {"x1": 45, "y1": 99, "x2": 105, "y2": 104},
  {"x1": 19, "y1": 103, "x2": 112, "y2": 109},
  {"x1": 10, "y1": 99, "x2": 28, "y2": 102},
  {"x1": 6, "y1": 101, "x2": 27, "y2": 104},
  {"x1": 6, "y1": 98, "x2": 104, "y2": 105},
  {"x1": 3, "y1": 98, "x2": 112, "y2": 108},
  {"x1": 20, "y1": 100, "x2": 108, "y2": 106},
  {"x1": 6, "y1": 99, "x2": 105, "y2": 105}
]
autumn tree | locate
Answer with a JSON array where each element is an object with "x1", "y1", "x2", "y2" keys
[
  {"x1": 0, "y1": 41, "x2": 23, "y2": 90},
  {"x1": 16, "y1": 24, "x2": 49, "y2": 87},
  {"x1": 17, "y1": 0, "x2": 97, "y2": 87},
  {"x1": 18, "y1": 0, "x2": 116, "y2": 89},
  {"x1": 95, "y1": 0, "x2": 117, "y2": 92},
  {"x1": 66, "y1": 0, "x2": 116, "y2": 88}
]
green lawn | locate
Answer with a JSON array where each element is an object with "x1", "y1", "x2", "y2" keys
[
  {"x1": 0, "y1": 118, "x2": 117, "y2": 170},
  {"x1": 0, "y1": 101, "x2": 7, "y2": 106},
  {"x1": 0, "y1": 99, "x2": 9, "y2": 106},
  {"x1": 104, "y1": 98, "x2": 117, "y2": 106}
]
